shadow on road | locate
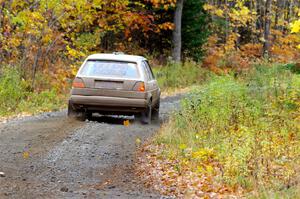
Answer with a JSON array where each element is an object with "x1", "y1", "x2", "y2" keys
[{"x1": 87, "y1": 114, "x2": 135, "y2": 125}]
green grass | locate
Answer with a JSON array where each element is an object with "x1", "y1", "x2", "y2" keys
[
  {"x1": 155, "y1": 64, "x2": 300, "y2": 196},
  {"x1": 0, "y1": 66, "x2": 66, "y2": 117},
  {"x1": 153, "y1": 61, "x2": 211, "y2": 91}
]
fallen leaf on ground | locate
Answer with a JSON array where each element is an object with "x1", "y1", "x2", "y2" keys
[
  {"x1": 23, "y1": 151, "x2": 30, "y2": 159},
  {"x1": 123, "y1": 120, "x2": 130, "y2": 126}
]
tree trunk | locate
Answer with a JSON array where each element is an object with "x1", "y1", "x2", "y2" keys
[
  {"x1": 172, "y1": 0, "x2": 184, "y2": 62},
  {"x1": 31, "y1": 47, "x2": 42, "y2": 89},
  {"x1": 263, "y1": 0, "x2": 272, "y2": 58},
  {"x1": 224, "y1": 0, "x2": 230, "y2": 44},
  {"x1": 256, "y1": 0, "x2": 264, "y2": 41}
]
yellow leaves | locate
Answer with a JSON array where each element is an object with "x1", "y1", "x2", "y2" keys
[
  {"x1": 230, "y1": 6, "x2": 253, "y2": 26},
  {"x1": 205, "y1": 2, "x2": 254, "y2": 27},
  {"x1": 203, "y1": 4, "x2": 224, "y2": 17},
  {"x1": 191, "y1": 148, "x2": 215, "y2": 162},
  {"x1": 179, "y1": 143, "x2": 187, "y2": 150},
  {"x1": 136, "y1": 137, "x2": 141, "y2": 146},
  {"x1": 224, "y1": 33, "x2": 238, "y2": 52},
  {"x1": 66, "y1": 45, "x2": 85, "y2": 59},
  {"x1": 203, "y1": 4, "x2": 214, "y2": 11},
  {"x1": 291, "y1": 20, "x2": 300, "y2": 33},
  {"x1": 158, "y1": 22, "x2": 174, "y2": 30},
  {"x1": 23, "y1": 151, "x2": 30, "y2": 159},
  {"x1": 197, "y1": 165, "x2": 214, "y2": 175},
  {"x1": 215, "y1": 9, "x2": 224, "y2": 18},
  {"x1": 70, "y1": 64, "x2": 79, "y2": 76},
  {"x1": 240, "y1": 6, "x2": 250, "y2": 16},
  {"x1": 150, "y1": 0, "x2": 176, "y2": 8},
  {"x1": 9, "y1": 38, "x2": 21, "y2": 47},
  {"x1": 41, "y1": 34, "x2": 52, "y2": 44}
]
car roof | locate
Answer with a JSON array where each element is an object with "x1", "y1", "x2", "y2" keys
[{"x1": 87, "y1": 53, "x2": 147, "y2": 63}]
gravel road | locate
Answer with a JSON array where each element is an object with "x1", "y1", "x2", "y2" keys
[{"x1": 0, "y1": 95, "x2": 182, "y2": 199}]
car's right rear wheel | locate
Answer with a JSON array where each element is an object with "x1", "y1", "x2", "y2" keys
[
  {"x1": 141, "y1": 102, "x2": 152, "y2": 124},
  {"x1": 152, "y1": 100, "x2": 160, "y2": 122}
]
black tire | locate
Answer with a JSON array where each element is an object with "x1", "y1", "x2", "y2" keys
[
  {"x1": 141, "y1": 102, "x2": 152, "y2": 124},
  {"x1": 86, "y1": 112, "x2": 92, "y2": 120},
  {"x1": 68, "y1": 101, "x2": 92, "y2": 121},
  {"x1": 152, "y1": 101, "x2": 160, "y2": 121},
  {"x1": 67, "y1": 101, "x2": 77, "y2": 118},
  {"x1": 78, "y1": 111, "x2": 92, "y2": 121},
  {"x1": 77, "y1": 112, "x2": 86, "y2": 121}
]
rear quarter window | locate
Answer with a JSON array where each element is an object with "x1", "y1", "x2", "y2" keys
[{"x1": 79, "y1": 60, "x2": 139, "y2": 78}]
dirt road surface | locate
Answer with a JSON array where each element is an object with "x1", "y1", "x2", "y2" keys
[{"x1": 0, "y1": 95, "x2": 182, "y2": 199}]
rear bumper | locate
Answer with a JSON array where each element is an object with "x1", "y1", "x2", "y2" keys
[{"x1": 69, "y1": 95, "x2": 148, "y2": 113}]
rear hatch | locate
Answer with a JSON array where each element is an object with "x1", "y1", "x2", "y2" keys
[{"x1": 72, "y1": 60, "x2": 145, "y2": 98}]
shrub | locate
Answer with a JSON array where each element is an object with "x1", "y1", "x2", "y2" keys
[
  {"x1": 0, "y1": 66, "x2": 66, "y2": 117},
  {"x1": 0, "y1": 67, "x2": 27, "y2": 115}
]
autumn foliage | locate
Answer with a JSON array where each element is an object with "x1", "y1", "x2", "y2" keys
[
  {"x1": 0, "y1": 0, "x2": 176, "y2": 92},
  {"x1": 202, "y1": 0, "x2": 300, "y2": 72}
]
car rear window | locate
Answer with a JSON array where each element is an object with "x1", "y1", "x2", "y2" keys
[{"x1": 79, "y1": 60, "x2": 139, "y2": 78}]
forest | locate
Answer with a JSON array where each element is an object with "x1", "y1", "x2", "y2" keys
[
  {"x1": 0, "y1": 0, "x2": 299, "y2": 93},
  {"x1": 0, "y1": 0, "x2": 299, "y2": 197}
]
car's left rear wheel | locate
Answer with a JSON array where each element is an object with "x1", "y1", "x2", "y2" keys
[
  {"x1": 68, "y1": 102, "x2": 92, "y2": 121},
  {"x1": 152, "y1": 100, "x2": 160, "y2": 122},
  {"x1": 68, "y1": 101, "x2": 77, "y2": 118},
  {"x1": 77, "y1": 111, "x2": 92, "y2": 121}
]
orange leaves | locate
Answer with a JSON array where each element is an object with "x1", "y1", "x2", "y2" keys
[
  {"x1": 123, "y1": 120, "x2": 130, "y2": 126},
  {"x1": 240, "y1": 43, "x2": 262, "y2": 58},
  {"x1": 203, "y1": 42, "x2": 251, "y2": 74}
]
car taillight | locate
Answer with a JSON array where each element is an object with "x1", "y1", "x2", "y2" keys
[
  {"x1": 139, "y1": 83, "x2": 145, "y2": 91},
  {"x1": 133, "y1": 82, "x2": 145, "y2": 92},
  {"x1": 72, "y1": 78, "x2": 85, "y2": 88}
]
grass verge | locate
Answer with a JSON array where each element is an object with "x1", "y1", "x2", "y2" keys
[
  {"x1": 153, "y1": 61, "x2": 211, "y2": 92},
  {"x1": 138, "y1": 63, "x2": 300, "y2": 198},
  {"x1": 0, "y1": 67, "x2": 66, "y2": 118}
]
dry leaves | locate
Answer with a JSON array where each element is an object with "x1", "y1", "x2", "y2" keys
[{"x1": 136, "y1": 144, "x2": 243, "y2": 198}]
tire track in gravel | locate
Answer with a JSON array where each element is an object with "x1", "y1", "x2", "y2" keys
[{"x1": 0, "y1": 94, "x2": 183, "y2": 199}]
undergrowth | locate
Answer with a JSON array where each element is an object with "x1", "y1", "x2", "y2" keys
[
  {"x1": 0, "y1": 66, "x2": 66, "y2": 117},
  {"x1": 155, "y1": 64, "x2": 300, "y2": 197},
  {"x1": 153, "y1": 61, "x2": 211, "y2": 91}
]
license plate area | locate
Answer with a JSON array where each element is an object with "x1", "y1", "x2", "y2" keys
[{"x1": 94, "y1": 80, "x2": 124, "y2": 89}]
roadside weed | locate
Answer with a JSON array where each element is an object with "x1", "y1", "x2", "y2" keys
[
  {"x1": 155, "y1": 64, "x2": 300, "y2": 195},
  {"x1": 153, "y1": 61, "x2": 211, "y2": 91}
]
